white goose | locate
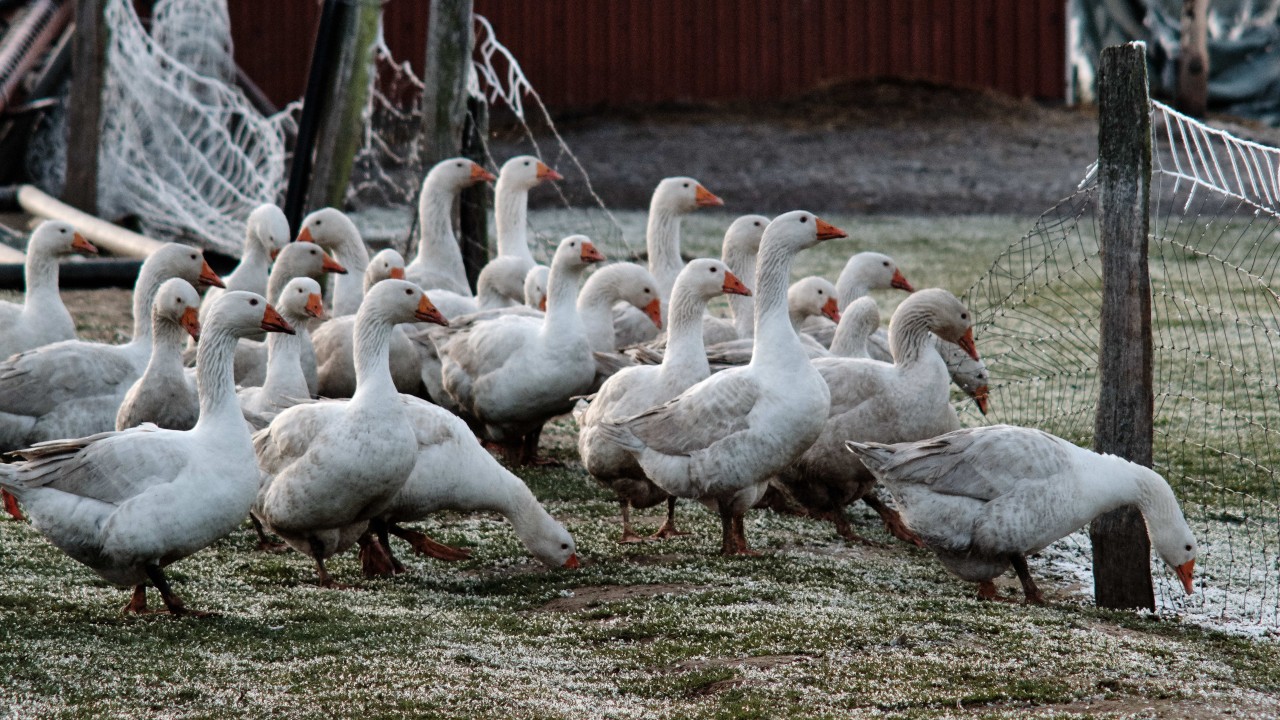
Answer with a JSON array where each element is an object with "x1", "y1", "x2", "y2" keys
[
  {"x1": 801, "y1": 251, "x2": 913, "y2": 346},
  {"x1": 579, "y1": 258, "x2": 750, "y2": 542},
  {"x1": 613, "y1": 177, "x2": 723, "y2": 347},
  {"x1": 232, "y1": 240, "x2": 346, "y2": 391},
  {"x1": 312, "y1": 248, "x2": 425, "y2": 398},
  {"x1": 440, "y1": 235, "x2": 605, "y2": 463},
  {"x1": 474, "y1": 155, "x2": 562, "y2": 308},
  {"x1": 775, "y1": 288, "x2": 980, "y2": 546},
  {"x1": 598, "y1": 211, "x2": 845, "y2": 555},
  {"x1": 847, "y1": 425, "x2": 1198, "y2": 603},
  {"x1": 0, "y1": 220, "x2": 97, "y2": 359},
  {"x1": 253, "y1": 279, "x2": 447, "y2": 587},
  {"x1": 362, "y1": 395, "x2": 579, "y2": 573},
  {"x1": 115, "y1": 278, "x2": 203, "y2": 431},
  {"x1": 579, "y1": 263, "x2": 662, "y2": 353},
  {"x1": 238, "y1": 277, "x2": 326, "y2": 423},
  {"x1": 0, "y1": 291, "x2": 293, "y2": 614},
  {"x1": 0, "y1": 244, "x2": 223, "y2": 453},
  {"x1": 524, "y1": 264, "x2": 550, "y2": 310},
  {"x1": 721, "y1": 214, "x2": 770, "y2": 340},
  {"x1": 404, "y1": 157, "x2": 496, "y2": 300},
  {"x1": 198, "y1": 204, "x2": 290, "y2": 326},
  {"x1": 295, "y1": 207, "x2": 368, "y2": 317},
  {"x1": 701, "y1": 276, "x2": 840, "y2": 367}
]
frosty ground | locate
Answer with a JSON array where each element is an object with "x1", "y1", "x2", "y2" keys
[{"x1": 2, "y1": 207, "x2": 1279, "y2": 719}]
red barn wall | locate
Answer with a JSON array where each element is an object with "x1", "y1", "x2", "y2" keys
[{"x1": 228, "y1": 1, "x2": 1066, "y2": 110}]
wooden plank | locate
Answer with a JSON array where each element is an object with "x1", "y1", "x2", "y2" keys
[
  {"x1": 65, "y1": 0, "x2": 108, "y2": 215},
  {"x1": 1091, "y1": 43, "x2": 1156, "y2": 612}
]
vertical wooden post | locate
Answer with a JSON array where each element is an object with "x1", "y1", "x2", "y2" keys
[
  {"x1": 459, "y1": 95, "x2": 489, "y2": 290},
  {"x1": 284, "y1": 0, "x2": 342, "y2": 234},
  {"x1": 1176, "y1": 0, "x2": 1210, "y2": 117},
  {"x1": 1091, "y1": 43, "x2": 1155, "y2": 611},
  {"x1": 64, "y1": 0, "x2": 108, "y2": 214},
  {"x1": 309, "y1": 0, "x2": 383, "y2": 212}
]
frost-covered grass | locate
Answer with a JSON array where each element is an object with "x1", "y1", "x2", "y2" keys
[{"x1": 3, "y1": 213, "x2": 1280, "y2": 718}]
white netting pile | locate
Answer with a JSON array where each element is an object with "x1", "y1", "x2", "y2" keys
[{"x1": 964, "y1": 100, "x2": 1280, "y2": 635}]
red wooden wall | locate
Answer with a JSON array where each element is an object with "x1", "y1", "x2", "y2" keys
[{"x1": 229, "y1": 1, "x2": 1066, "y2": 110}]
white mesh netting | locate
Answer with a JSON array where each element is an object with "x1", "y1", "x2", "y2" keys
[{"x1": 966, "y1": 100, "x2": 1280, "y2": 634}]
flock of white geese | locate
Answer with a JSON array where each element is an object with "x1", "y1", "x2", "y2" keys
[{"x1": 0, "y1": 156, "x2": 1197, "y2": 615}]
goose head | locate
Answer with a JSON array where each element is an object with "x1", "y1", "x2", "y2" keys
[
  {"x1": 895, "y1": 288, "x2": 980, "y2": 361},
  {"x1": 942, "y1": 344, "x2": 990, "y2": 415},
  {"x1": 362, "y1": 279, "x2": 448, "y2": 327},
  {"x1": 153, "y1": 278, "x2": 202, "y2": 341},
  {"x1": 499, "y1": 155, "x2": 563, "y2": 191},
  {"x1": 677, "y1": 258, "x2": 751, "y2": 301},
  {"x1": 207, "y1": 290, "x2": 294, "y2": 337},
  {"x1": 788, "y1": 276, "x2": 841, "y2": 324},
  {"x1": 842, "y1": 296, "x2": 881, "y2": 335},
  {"x1": 524, "y1": 264, "x2": 550, "y2": 311},
  {"x1": 721, "y1": 215, "x2": 769, "y2": 261},
  {"x1": 278, "y1": 277, "x2": 327, "y2": 325},
  {"x1": 652, "y1": 176, "x2": 723, "y2": 214},
  {"x1": 837, "y1": 252, "x2": 913, "y2": 306},
  {"x1": 274, "y1": 239, "x2": 347, "y2": 282},
  {"x1": 513, "y1": 514, "x2": 579, "y2": 569},
  {"x1": 294, "y1": 208, "x2": 363, "y2": 267},
  {"x1": 29, "y1": 220, "x2": 96, "y2": 258},
  {"x1": 247, "y1": 204, "x2": 290, "y2": 259},
  {"x1": 585, "y1": 263, "x2": 662, "y2": 328},
  {"x1": 425, "y1": 157, "x2": 496, "y2": 193},
  {"x1": 147, "y1": 243, "x2": 224, "y2": 289},
  {"x1": 763, "y1": 211, "x2": 847, "y2": 254},
  {"x1": 1139, "y1": 466, "x2": 1198, "y2": 594},
  {"x1": 364, "y1": 248, "x2": 407, "y2": 293},
  {"x1": 551, "y1": 235, "x2": 606, "y2": 273}
]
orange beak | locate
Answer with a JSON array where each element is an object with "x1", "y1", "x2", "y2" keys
[
  {"x1": 643, "y1": 297, "x2": 662, "y2": 329},
  {"x1": 71, "y1": 232, "x2": 97, "y2": 255},
  {"x1": 470, "y1": 163, "x2": 497, "y2": 183},
  {"x1": 821, "y1": 297, "x2": 841, "y2": 323},
  {"x1": 178, "y1": 306, "x2": 201, "y2": 341},
  {"x1": 389, "y1": 267, "x2": 405, "y2": 280},
  {"x1": 891, "y1": 268, "x2": 914, "y2": 292},
  {"x1": 270, "y1": 248, "x2": 281, "y2": 260},
  {"x1": 198, "y1": 259, "x2": 225, "y2": 288},
  {"x1": 955, "y1": 327, "x2": 979, "y2": 361},
  {"x1": 694, "y1": 184, "x2": 723, "y2": 207},
  {"x1": 2, "y1": 489, "x2": 23, "y2": 521},
  {"x1": 538, "y1": 294, "x2": 547, "y2": 312},
  {"x1": 722, "y1": 270, "x2": 752, "y2": 296},
  {"x1": 972, "y1": 385, "x2": 990, "y2": 415},
  {"x1": 536, "y1": 162, "x2": 564, "y2": 182},
  {"x1": 415, "y1": 294, "x2": 449, "y2": 326},
  {"x1": 260, "y1": 303, "x2": 295, "y2": 334},
  {"x1": 580, "y1": 241, "x2": 605, "y2": 264},
  {"x1": 814, "y1": 217, "x2": 847, "y2": 241},
  {"x1": 321, "y1": 254, "x2": 347, "y2": 274},
  {"x1": 563, "y1": 553, "x2": 580, "y2": 569},
  {"x1": 1175, "y1": 559, "x2": 1195, "y2": 594},
  {"x1": 305, "y1": 292, "x2": 327, "y2": 320},
  {"x1": 296, "y1": 226, "x2": 314, "y2": 243}
]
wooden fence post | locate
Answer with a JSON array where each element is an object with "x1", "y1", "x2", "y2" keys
[
  {"x1": 65, "y1": 0, "x2": 108, "y2": 214},
  {"x1": 1091, "y1": 42, "x2": 1156, "y2": 611},
  {"x1": 1176, "y1": 0, "x2": 1209, "y2": 117}
]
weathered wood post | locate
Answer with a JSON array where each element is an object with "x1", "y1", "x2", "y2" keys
[
  {"x1": 1091, "y1": 42, "x2": 1156, "y2": 611},
  {"x1": 284, "y1": 0, "x2": 342, "y2": 233},
  {"x1": 459, "y1": 94, "x2": 489, "y2": 289},
  {"x1": 309, "y1": 0, "x2": 383, "y2": 211},
  {"x1": 1176, "y1": 0, "x2": 1210, "y2": 117},
  {"x1": 422, "y1": 0, "x2": 487, "y2": 291},
  {"x1": 65, "y1": 0, "x2": 109, "y2": 214}
]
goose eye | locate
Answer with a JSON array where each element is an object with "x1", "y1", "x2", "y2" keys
[
  {"x1": 883, "y1": 261, "x2": 890, "y2": 267},
  {"x1": 456, "y1": 162, "x2": 463, "y2": 167},
  {"x1": 405, "y1": 289, "x2": 413, "y2": 295},
  {"x1": 190, "y1": 254, "x2": 198, "y2": 260},
  {"x1": 560, "y1": 543, "x2": 569, "y2": 550},
  {"x1": 961, "y1": 313, "x2": 968, "y2": 320},
  {"x1": 1185, "y1": 544, "x2": 1192, "y2": 551},
  {"x1": 682, "y1": 183, "x2": 689, "y2": 188},
  {"x1": 754, "y1": 221, "x2": 761, "y2": 226},
  {"x1": 59, "y1": 228, "x2": 66, "y2": 234},
  {"x1": 316, "y1": 220, "x2": 323, "y2": 226},
  {"x1": 524, "y1": 161, "x2": 530, "y2": 166},
  {"x1": 249, "y1": 298, "x2": 259, "y2": 306},
  {"x1": 800, "y1": 217, "x2": 808, "y2": 223},
  {"x1": 817, "y1": 289, "x2": 823, "y2": 294}
]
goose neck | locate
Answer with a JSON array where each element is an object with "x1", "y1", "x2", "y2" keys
[
  {"x1": 22, "y1": 247, "x2": 60, "y2": 305},
  {"x1": 351, "y1": 309, "x2": 397, "y2": 402},
  {"x1": 647, "y1": 208, "x2": 683, "y2": 299},
  {"x1": 750, "y1": 245, "x2": 806, "y2": 367},
  {"x1": 887, "y1": 304, "x2": 936, "y2": 367},
  {"x1": 662, "y1": 288, "x2": 712, "y2": 377},
  {"x1": 724, "y1": 250, "x2": 756, "y2": 339},
  {"x1": 544, "y1": 262, "x2": 584, "y2": 334},
  {"x1": 147, "y1": 321, "x2": 188, "y2": 375},
  {"x1": 130, "y1": 266, "x2": 166, "y2": 342},
  {"x1": 837, "y1": 278, "x2": 870, "y2": 309},
  {"x1": 494, "y1": 181, "x2": 533, "y2": 262},
  {"x1": 193, "y1": 326, "x2": 243, "y2": 429},
  {"x1": 414, "y1": 181, "x2": 466, "y2": 280},
  {"x1": 227, "y1": 240, "x2": 269, "y2": 290},
  {"x1": 262, "y1": 326, "x2": 308, "y2": 399}
]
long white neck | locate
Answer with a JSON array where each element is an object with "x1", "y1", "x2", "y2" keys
[
  {"x1": 647, "y1": 206, "x2": 684, "y2": 299},
  {"x1": 225, "y1": 237, "x2": 270, "y2": 293},
  {"x1": 660, "y1": 285, "x2": 711, "y2": 382},
  {"x1": 577, "y1": 273, "x2": 622, "y2": 353},
  {"x1": 494, "y1": 178, "x2": 534, "y2": 262},
  {"x1": 351, "y1": 304, "x2": 397, "y2": 404},
  {"x1": 261, "y1": 319, "x2": 309, "y2": 402},
  {"x1": 887, "y1": 303, "x2": 939, "y2": 367},
  {"x1": 129, "y1": 266, "x2": 167, "y2": 345},
  {"x1": 543, "y1": 258, "x2": 584, "y2": 340},
  {"x1": 193, "y1": 323, "x2": 244, "y2": 431},
  {"x1": 143, "y1": 318, "x2": 188, "y2": 382},
  {"x1": 830, "y1": 315, "x2": 872, "y2": 358},
  {"x1": 22, "y1": 245, "x2": 60, "y2": 308},
  {"x1": 750, "y1": 244, "x2": 807, "y2": 370},
  {"x1": 837, "y1": 273, "x2": 872, "y2": 310},
  {"x1": 1131, "y1": 465, "x2": 1187, "y2": 534},
  {"x1": 723, "y1": 247, "x2": 756, "y2": 339},
  {"x1": 413, "y1": 179, "x2": 468, "y2": 284},
  {"x1": 331, "y1": 241, "x2": 369, "y2": 317}
]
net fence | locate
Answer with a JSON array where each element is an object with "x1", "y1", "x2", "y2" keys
[{"x1": 964, "y1": 100, "x2": 1280, "y2": 632}]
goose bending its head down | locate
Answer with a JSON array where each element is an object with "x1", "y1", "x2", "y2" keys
[
  {"x1": 0, "y1": 291, "x2": 293, "y2": 615},
  {"x1": 847, "y1": 425, "x2": 1197, "y2": 604},
  {"x1": 597, "y1": 211, "x2": 846, "y2": 556},
  {"x1": 0, "y1": 220, "x2": 97, "y2": 359}
]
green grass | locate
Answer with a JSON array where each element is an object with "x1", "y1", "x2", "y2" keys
[{"x1": 3, "y1": 212, "x2": 1280, "y2": 718}]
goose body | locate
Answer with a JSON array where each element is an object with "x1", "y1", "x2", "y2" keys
[
  {"x1": 0, "y1": 221, "x2": 97, "y2": 359},
  {"x1": 0, "y1": 244, "x2": 223, "y2": 453},
  {"x1": 0, "y1": 291, "x2": 293, "y2": 614},
  {"x1": 598, "y1": 211, "x2": 845, "y2": 555},
  {"x1": 115, "y1": 279, "x2": 203, "y2": 431},
  {"x1": 405, "y1": 158, "x2": 495, "y2": 297},
  {"x1": 579, "y1": 259, "x2": 750, "y2": 542},
  {"x1": 253, "y1": 280, "x2": 447, "y2": 585},
  {"x1": 846, "y1": 425, "x2": 1198, "y2": 603},
  {"x1": 440, "y1": 236, "x2": 605, "y2": 461}
]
